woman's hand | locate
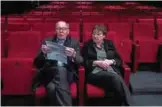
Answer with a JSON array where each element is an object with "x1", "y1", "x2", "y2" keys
[{"x1": 93, "y1": 59, "x2": 113, "y2": 70}]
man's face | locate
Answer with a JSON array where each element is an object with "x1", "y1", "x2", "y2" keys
[{"x1": 56, "y1": 22, "x2": 69, "y2": 39}]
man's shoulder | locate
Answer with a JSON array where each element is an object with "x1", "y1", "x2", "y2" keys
[{"x1": 69, "y1": 36, "x2": 79, "y2": 43}]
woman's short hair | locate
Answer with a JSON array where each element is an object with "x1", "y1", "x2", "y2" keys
[{"x1": 92, "y1": 24, "x2": 108, "y2": 35}]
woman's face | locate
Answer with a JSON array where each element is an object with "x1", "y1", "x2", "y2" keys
[{"x1": 92, "y1": 29, "x2": 105, "y2": 44}]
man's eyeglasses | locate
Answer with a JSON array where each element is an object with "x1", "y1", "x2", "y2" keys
[{"x1": 56, "y1": 27, "x2": 69, "y2": 31}]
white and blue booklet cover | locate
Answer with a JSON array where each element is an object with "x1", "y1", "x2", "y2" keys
[{"x1": 45, "y1": 41, "x2": 67, "y2": 64}]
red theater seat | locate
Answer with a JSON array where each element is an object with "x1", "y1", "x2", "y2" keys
[
  {"x1": 108, "y1": 23, "x2": 131, "y2": 40},
  {"x1": 85, "y1": 61, "x2": 131, "y2": 100},
  {"x1": 133, "y1": 23, "x2": 159, "y2": 64},
  {"x1": 8, "y1": 16, "x2": 25, "y2": 23},
  {"x1": 157, "y1": 18, "x2": 162, "y2": 24},
  {"x1": 7, "y1": 23, "x2": 31, "y2": 31},
  {"x1": 133, "y1": 23, "x2": 155, "y2": 40},
  {"x1": 158, "y1": 23, "x2": 162, "y2": 42},
  {"x1": 138, "y1": 18, "x2": 154, "y2": 24},
  {"x1": 1, "y1": 33, "x2": 5, "y2": 58},
  {"x1": 1, "y1": 16, "x2": 5, "y2": 23},
  {"x1": 31, "y1": 23, "x2": 44, "y2": 31},
  {"x1": 7, "y1": 31, "x2": 41, "y2": 58},
  {"x1": 35, "y1": 67, "x2": 85, "y2": 106},
  {"x1": 1, "y1": 58, "x2": 35, "y2": 95},
  {"x1": 25, "y1": 17, "x2": 44, "y2": 24}
]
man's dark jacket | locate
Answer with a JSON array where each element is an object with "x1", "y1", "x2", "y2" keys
[{"x1": 32, "y1": 35, "x2": 83, "y2": 91}]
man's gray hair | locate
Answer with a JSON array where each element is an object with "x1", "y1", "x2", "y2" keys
[{"x1": 56, "y1": 21, "x2": 69, "y2": 28}]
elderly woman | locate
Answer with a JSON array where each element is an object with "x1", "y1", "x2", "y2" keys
[{"x1": 82, "y1": 24, "x2": 132, "y2": 106}]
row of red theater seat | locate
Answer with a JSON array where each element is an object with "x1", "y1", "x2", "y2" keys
[
  {"x1": 1, "y1": 33, "x2": 132, "y2": 106},
  {"x1": 1, "y1": 56, "x2": 131, "y2": 106},
  {"x1": 2, "y1": 22, "x2": 162, "y2": 41},
  {"x1": 1, "y1": 23, "x2": 162, "y2": 73},
  {"x1": 1, "y1": 30, "x2": 161, "y2": 105},
  {"x1": 1, "y1": 15, "x2": 162, "y2": 24},
  {"x1": 1, "y1": 22, "x2": 162, "y2": 65}
]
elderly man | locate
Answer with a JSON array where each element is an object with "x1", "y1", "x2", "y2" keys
[{"x1": 33, "y1": 21, "x2": 83, "y2": 106}]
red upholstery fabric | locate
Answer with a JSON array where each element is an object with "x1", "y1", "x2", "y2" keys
[
  {"x1": 7, "y1": 31, "x2": 41, "y2": 58},
  {"x1": 26, "y1": 17, "x2": 43, "y2": 24},
  {"x1": 1, "y1": 32, "x2": 5, "y2": 57},
  {"x1": 116, "y1": 40, "x2": 132, "y2": 63},
  {"x1": 157, "y1": 18, "x2": 162, "y2": 24},
  {"x1": 108, "y1": 23, "x2": 131, "y2": 40},
  {"x1": 138, "y1": 18, "x2": 154, "y2": 24},
  {"x1": 8, "y1": 17, "x2": 25, "y2": 23},
  {"x1": 1, "y1": 16, "x2": 5, "y2": 23},
  {"x1": 31, "y1": 23, "x2": 44, "y2": 31},
  {"x1": 158, "y1": 23, "x2": 162, "y2": 42},
  {"x1": 1, "y1": 58, "x2": 35, "y2": 95},
  {"x1": 138, "y1": 40, "x2": 159, "y2": 63},
  {"x1": 133, "y1": 23, "x2": 155, "y2": 40},
  {"x1": 7, "y1": 23, "x2": 31, "y2": 31},
  {"x1": 70, "y1": 31, "x2": 80, "y2": 41},
  {"x1": 87, "y1": 84, "x2": 105, "y2": 97}
]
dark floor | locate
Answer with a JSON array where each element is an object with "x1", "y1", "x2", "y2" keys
[
  {"x1": 1, "y1": 71, "x2": 162, "y2": 106},
  {"x1": 130, "y1": 71, "x2": 162, "y2": 106}
]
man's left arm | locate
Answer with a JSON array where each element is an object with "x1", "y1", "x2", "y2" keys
[{"x1": 72, "y1": 40, "x2": 83, "y2": 65}]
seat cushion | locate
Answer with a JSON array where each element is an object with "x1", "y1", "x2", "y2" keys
[{"x1": 87, "y1": 84, "x2": 105, "y2": 97}]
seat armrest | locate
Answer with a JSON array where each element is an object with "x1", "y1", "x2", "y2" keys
[
  {"x1": 123, "y1": 63, "x2": 131, "y2": 86},
  {"x1": 132, "y1": 41, "x2": 140, "y2": 73},
  {"x1": 159, "y1": 44, "x2": 162, "y2": 72},
  {"x1": 80, "y1": 43, "x2": 83, "y2": 48},
  {"x1": 78, "y1": 66, "x2": 85, "y2": 106}
]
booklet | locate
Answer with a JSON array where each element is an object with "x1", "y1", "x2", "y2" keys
[{"x1": 45, "y1": 41, "x2": 67, "y2": 64}]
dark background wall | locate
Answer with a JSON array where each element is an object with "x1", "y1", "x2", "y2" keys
[{"x1": 1, "y1": 1, "x2": 162, "y2": 15}]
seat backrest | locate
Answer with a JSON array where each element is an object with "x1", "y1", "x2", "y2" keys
[
  {"x1": 1, "y1": 59, "x2": 35, "y2": 95},
  {"x1": 7, "y1": 23, "x2": 31, "y2": 31},
  {"x1": 1, "y1": 32, "x2": 5, "y2": 58},
  {"x1": 31, "y1": 23, "x2": 44, "y2": 31},
  {"x1": 138, "y1": 40, "x2": 159, "y2": 62},
  {"x1": 158, "y1": 23, "x2": 162, "y2": 41},
  {"x1": 1, "y1": 16, "x2": 5, "y2": 23},
  {"x1": 133, "y1": 23, "x2": 155, "y2": 41},
  {"x1": 8, "y1": 16, "x2": 26, "y2": 23},
  {"x1": 25, "y1": 17, "x2": 44, "y2": 24},
  {"x1": 107, "y1": 31, "x2": 132, "y2": 63},
  {"x1": 7, "y1": 31, "x2": 41, "y2": 58},
  {"x1": 107, "y1": 23, "x2": 131, "y2": 40},
  {"x1": 138, "y1": 18, "x2": 154, "y2": 24},
  {"x1": 157, "y1": 18, "x2": 162, "y2": 24}
]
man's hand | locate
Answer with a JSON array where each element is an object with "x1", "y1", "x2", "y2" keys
[
  {"x1": 65, "y1": 47, "x2": 76, "y2": 58},
  {"x1": 41, "y1": 44, "x2": 51, "y2": 55}
]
